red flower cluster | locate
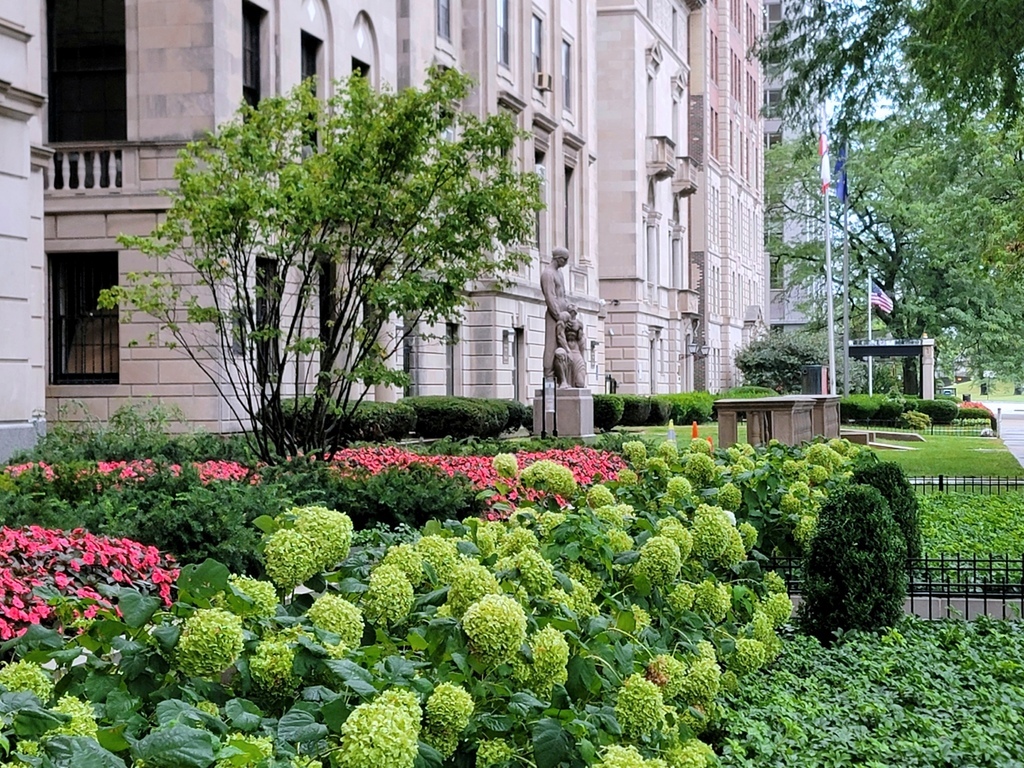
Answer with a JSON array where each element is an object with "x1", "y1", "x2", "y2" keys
[
  {"x1": 328, "y1": 445, "x2": 624, "y2": 488},
  {"x1": 958, "y1": 401, "x2": 994, "y2": 416},
  {"x1": 5, "y1": 461, "x2": 56, "y2": 481},
  {"x1": 5, "y1": 459, "x2": 255, "y2": 489},
  {"x1": 0, "y1": 526, "x2": 178, "y2": 640}
]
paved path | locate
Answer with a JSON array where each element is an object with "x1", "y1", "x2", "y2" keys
[{"x1": 980, "y1": 401, "x2": 1024, "y2": 469}]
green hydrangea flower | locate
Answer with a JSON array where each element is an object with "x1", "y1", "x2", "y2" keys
[
  {"x1": 293, "y1": 505, "x2": 354, "y2": 570},
  {"x1": 781, "y1": 459, "x2": 803, "y2": 478},
  {"x1": 291, "y1": 757, "x2": 325, "y2": 768},
  {"x1": 788, "y1": 480, "x2": 811, "y2": 499},
  {"x1": 492, "y1": 453, "x2": 519, "y2": 479},
  {"x1": 646, "y1": 457, "x2": 670, "y2": 474},
  {"x1": 779, "y1": 493, "x2": 802, "y2": 516},
  {"x1": 621, "y1": 441, "x2": 648, "y2": 467},
  {"x1": 676, "y1": 655, "x2": 721, "y2": 706},
  {"x1": 682, "y1": 453, "x2": 717, "y2": 488},
  {"x1": 691, "y1": 504, "x2": 733, "y2": 561},
  {"x1": 424, "y1": 682, "x2": 474, "y2": 757},
  {"x1": 363, "y1": 565, "x2": 414, "y2": 626},
  {"x1": 50, "y1": 695, "x2": 97, "y2": 739},
  {"x1": 597, "y1": 745, "x2": 647, "y2": 768},
  {"x1": 528, "y1": 625, "x2": 570, "y2": 695},
  {"x1": 595, "y1": 503, "x2": 633, "y2": 529},
  {"x1": 737, "y1": 522, "x2": 758, "y2": 551},
  {"x1": 308, "y1": 593, "x2": 364, "y2": 649},
  {"x1": 547, "y1": 577, "x2": 596, "y2": 617},
  {"x1": 764, "y1": 571, "x2": 787, "y2": 594},
  {"x1": 216, "y1": 734, "x2": 275, "y2": 768},
  {"x1": 716, "y1": 526, "x2": 748, "y2": 568},
  {"x1": 15, "y1": 740, "x2": 41, "y2": 757},
  {"x1": 264, "y1": 528, "x2": 321, "y2": 591},
  {"x1": 380, "y1": 543, "x2": 425, "y2": 587},
  {"x1": 617, "y1": 468, "x2": 639, "y2": 485},
  {"x1": 226, "y1": 575, "x2": 279, "y2": 619},
  {"x1": 808, "y1": 464, "x2": 830, "y2": 486},
  {"x1": 657, "y1": 440, "x2": 679, "y2": 463},
  {"x1": 687, "y1": 438, "x2": 712, "y2": 456},
  {"x1": 176, "y1": 608, "x2": 244, "y2": 680},
  {"x1": 805, "y1": 443, "x2": 842, "y2": 469},
  {"x1": 761, "y1": 592, "x2": 793, "y2": 626},
  {"x1": 497, "y1": 527, "x2": 539, "y2": 558},
  {"x1": 717, "y1": 483, "x2": 742, "y2": 511},
  {"x1": 447, "y1": 559, "x2": 501, "y2": 618},
  {"x1": 249, "y1": 635, "x2": 296, "y2": 691},
  {"x1": 473, "y1": 521, "x2": 506, "y2": 559},
  {"x1": 335, "y1": 688, "x2": 421, "y2": 768},
  {"x1": 461, "y1": 594, "x2": 528, "y2": 666},
  {"x1": 728, "y1": 638, "x2": 768, "y2": 674},
  {"x1": 614, "y1": 674, "x2": 666, "y2": 738},
  {"x1": 631, "y1": 605, "x2": 651, "y2": 631},
  {"x1": 667, "y1": 583, "x2": 696, "y2": 613},
  {"x1": 608, "y1": 529, "x2": 634, "y2": 553},
  {"x1": 665, "y1": 476, "x2": 693, "y2": 504},
  {"x1": 476, "y1": 739, "x2": 514, "y2": 768},
  {"x1": 664, "y1": 739, "x2": 715, "y2": 768},
  {"x1": 415, "y1": 535, "x2": 461, "y2": 583},
  {"x1": 794, "y1": 513, "x2": 818, "y2": 545},
  {"x1": 535, "y1": 511, "x2": 567, "y2": 540},
  {"x1": 0, "y1": 660, "x2": 53, "y2": 702},
  {"x1": 507, "y1": 548, "x2": 555, "y2": 595},
  {"x1": 196, "y1": 700, "x2": 220, "y2": 717},
  {"x1": 646, "y1": 654, "x2": 687, "y2": 699},
  {"x1": 521, "y1": 460, "x2": 578, "y2": 497},
  {"x1": 692, "y1": 581, "x2": 732, "y2": 622},
  {"x1": 634, "y1": 536, "x2": 681, "y2": 587},
  {"x1": 720, "y1": 670, "x2": 740, "y2": 694},
  {"x1": 655, "y1": 518, "x2": 693, "y2": 561},
  {"x1": 587, "y1": 484, "x2": 615, "y2": 509}
]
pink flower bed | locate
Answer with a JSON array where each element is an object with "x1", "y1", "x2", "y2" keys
[
  {"x1": 327, "y1": 445, "x2": 624, "y2": 489},
  {"x1": 5, "y1": 459, "x2": 255, "y2": 487},
  {"x1": 0, "y1": 526, "x2": 178, "y2": 640}
]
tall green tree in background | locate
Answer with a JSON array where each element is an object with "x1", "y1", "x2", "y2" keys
[{"x1": 102, "y1": 68, "x2": 542, "y2": 461}]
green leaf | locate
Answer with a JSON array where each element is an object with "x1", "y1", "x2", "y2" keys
[
  {"x1": 532, "y1": 718, "x2": 573, "y2": 768},
  {"x1": 414, "y1": 740, "x2": 445, "y2": 768},
  {"x1": 152, "y1": 624, "x2": 181, "y2": 653},
  {"x1": 176, "y1": 560, "x2": 230, "y2": 603},
  {"x1": 509, "y1": 692, "x2": 547, "y2": 715},
  {"x1": 134, "y1": 725, "x2": 217, "y2": 768},
  {"x1": 14, "y1": 706, "x2": 66, "y2": 737},
  {"x1": 118, "y1": 591, "x2": 162, "y2": 629},
  {"x1": 278, "y1": 708, "x2": 328, "y2": 744},
  {"x1": 45, "y1": 736, "x2": 128, "y2": 768},
  {"x1": 225, "y1": 699, "x2": 263, "y2": 732},
  {"x1": 324, "y1": 659, "x2": 378, "y2": 696},
  {"x1": 251, "y1": 514, "x2": 278, "y2": 533}
]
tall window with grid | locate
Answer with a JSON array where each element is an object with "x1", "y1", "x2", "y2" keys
[
  {"x1": 242, "y1": 2, "x2": 264, "y2": 107},
  {"x1": 497, "y1": 0, "x2": 510, "y2": 67},
  {"x1": 50, "y1": 253, "x2": 119, "y2": 384}
]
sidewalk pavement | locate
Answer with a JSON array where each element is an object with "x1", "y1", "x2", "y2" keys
[{"x1": 977, "y1": 401, "x2": 1024, "y2": 469}]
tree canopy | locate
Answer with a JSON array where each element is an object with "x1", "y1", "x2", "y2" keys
[{"x1": 102, "y1": 68, "x2": 542, "y2": 460}]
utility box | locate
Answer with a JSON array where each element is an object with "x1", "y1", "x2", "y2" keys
[{"x1": 801, "y1": 365, "x2": 829, "y2": 395}]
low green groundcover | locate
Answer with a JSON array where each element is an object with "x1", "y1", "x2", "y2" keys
[
  {"x1": 715, "y1": 619, "x2": 1024, "y2": 767},
  {"x1": 919, "y1": 492, "x2": 1024, "y2": 557}
]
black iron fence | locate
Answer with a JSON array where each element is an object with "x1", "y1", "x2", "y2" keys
[
  {"x1": 908, "y1": 476, "x2": 1024, "y2": 494},
  {"x1": 844, "y1": 419, "x2": 995, "y2": 436},
  {"x1": 770, "y1": 555, "x2": 1024, "y2": 620}
]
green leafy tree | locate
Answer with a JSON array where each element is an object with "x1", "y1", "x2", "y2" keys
[
  {"x1": 102, "y1": 69, "x2": 541, "y2": 461},
  {"x1": 734, "y1": 331, "x2": 823, "y2": 393}
]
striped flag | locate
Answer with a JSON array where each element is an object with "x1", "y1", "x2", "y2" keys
[
  {"x1": 819, "y1": 123, "x2": 830, "y2": 194},
  {"x1": 870, "y1": 281, "x2": 893, "y2": 313}
]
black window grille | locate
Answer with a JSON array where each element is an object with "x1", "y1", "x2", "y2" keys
[
  {"x1": 243, "y1": 2, "x2": 264, "y2": 107},
  {"x1": 47, "y1": 0, "x2": 126, "y2": 142},
  {"x1": 437, "y1": 0, "x2": 451, "y2": 41},
  {"x1": 255, "y1": 257, "x2": 280, "y2": 385},
  {"x1": 51, "y1": 253, "x2": 119, "y2": 384}
]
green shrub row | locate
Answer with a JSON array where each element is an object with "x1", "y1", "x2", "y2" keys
[
  {"x1": 839, "y1": 395, "x2": 962, "y2": 424},
  {"x1": 591, "y1": 392, "x2": 715, "y2": 432}
]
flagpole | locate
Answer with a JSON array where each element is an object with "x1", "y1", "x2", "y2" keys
[
  {"x1": 820, "y1": 115, "x2": 837, "y2": 396},
  {"x1": 841, "y1": 145, "x2": 851, "y2": 396},
  {"x1": 867, "y1": 276, "x2": 873, "y2": 396}
]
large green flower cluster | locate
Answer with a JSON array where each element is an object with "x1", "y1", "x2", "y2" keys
[
  {"x1": 667, "y1": 583, "x2": 696, "y2": 613},
  {"x1": 0, "y1": 660, "x2": 53, "y2": 702},
  {"x1": 595, "y1": 503, "x2": 634, "y2": 529},
  {"x1": 523, "y1": 625, "x2": 570, "y2": 695},
  {"x1": 664, "y1": 739, "x2": 715, "y2": 768},
  {"x1": 424, "y1": 682, "x2": 474, "y2": 757},
  {"x1": 682, "y1": 453, "x2": 717, "y2": 488},
  {"x1": 805, "y1": 442, "x2": 843, "y2": 470},
  {"x1": 622, "y1": 441, "x2": 648, "y2": 467},
  {"x1": 656, "y1": 517, "x2": 693, "y2": 559},
  {"x1": 665, "y1": 476, "x2": 693, "y2": 504},
  {"x1": 362, "y1": 565, "x2": 414, "y2": 626},
  {"x1": 597, "y1": 745, "x2": 648, "y2": 768},
  {"x1": 504, "y1": 548, "x2": 555, "y2": 596},
  {"x1": 587, "y1": 484, "x2": 616, "y2": 509},
  {"x1": 615, "y1": 674, "x2": 666, "y2": 738},
  {"x1": 216, "y1": 734, "x2": 275, "y2": 768},
  {"x1": 227, "y1": 575, "x2": 279, "y2": 619},
  {"x1": 462, "y1": 594, "x2": 528, "y2": 667},
  {"x1": 447, "y1": 559, "x2": 502, "y2": 618},
  {"x1": 293, "y1": 504, "x2": 353, "y2": 568},
  {"x1": 675, "y1": 647, "x2": 721, "y2": 706},
  {"x1": 717, "y1": 482, "x2": 742, "y2": 511},
  {"x1": 492, "y1": 453, "x2": 519, "y2": 479},
  {"x1": 547, "y1": 577, "x2": 596, "y2": 617},
  {"x1": 497, "y1": 527, "x2": 539, "y2": 557},
  {"x1": 608, "y1": 529, "x2": 635, "y2": 553},
  {"x1": 176, "y1": 608, "x2": 244, "y2": 680},
  {"x1": 249, "y1": 634, "x2": 296, "y2": 691},
  {"x1": 657, "y1": 440, "x2": 679, "y2": 463},
  {"x1": 691, "y1": 504, "x2": 735, "y2": 561},
  {"x1": 728, "y1": 638, "x2": 768, "y2": 674},
  {"x1": 646, "y1": 654, "x2": 686, "y2": 699},
  {"x1": 761, "y1": 592, "x2": 794, "y2": 626},
  {"x1": 308, "y1": 593, "x2": 364, "y2": 649},
  {"x1": 415, "y1": 535, "x2": 460, "y2": 582},
  {"x1": 634, "y1": 536, "x2": 681, "y2": 587},
  {"x1": 49, "y1": 695, "x2": 97, "y2": 739},
  {"x1": 264, "y1": 528, "x2": 321, "y2": 592},
  {"x1": 692, "y1": 581, "x2": 732, "y2": 622},
  {"x1": 520, "y1": 459, "x2": 578, "y2": 497},
  {"x1": 380, "y1": 543, "x2": 425, "y2": 587},
  {"x1": 476, "y1": 739, "x2": 514, "y2": 768},
  {"x1": 335, "y1": 688, "x2": 421, "y2": 768},
  {"x1": 472, "y1": 520, "x2": 506, "y2": 558}
]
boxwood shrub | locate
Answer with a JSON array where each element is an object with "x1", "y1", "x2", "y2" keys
[
  {"x1": 852, "y1": 460, "x2": 922, "y2": 561},
  {"x1": 647, "y1": 396, "x2": 674, "y2": 425},
  {"x1": 874, "y1": 397, "x2": 905, "y2": 421},
  {"x1": 915, "y1": 398, "x2": 959, "y2": 424},
  {"x1": 619, "y1": 394, "x2": 652, "y2": 426},
  {"x1": 718, "y1": 385, "x2": 778, "y2": 399},
  {"x1": 503, "y1": 399, "x2": 531, "y2": 432},
  {"x1": 661, "y1": 392, "x2": 715, "y2": 424},
  {"x1": 839, "y1": 395, "x2": 881, "y2": 422},
  {"x1": 403, "y1": 396, "x2": 510, "y2": 439},
  {"x1": 592, "y1": 394, "x2": 625, "y2": 431}
]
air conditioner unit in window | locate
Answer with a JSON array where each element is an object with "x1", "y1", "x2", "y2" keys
[{"x1": 534, "y1": 72, "x2": 553, "y2": 92}]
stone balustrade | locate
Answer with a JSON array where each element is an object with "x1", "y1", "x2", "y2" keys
[{"x1": 46, "y1": 143, "x2": 130, "y2": 193}]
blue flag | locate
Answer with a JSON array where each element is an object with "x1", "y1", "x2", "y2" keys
[{"x1": 834, "y1": 144, "x2": 848, "y2": 204}]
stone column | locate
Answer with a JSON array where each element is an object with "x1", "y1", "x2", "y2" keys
[{"x1": 922, "y1": 338, "x2": 935, "y2": 400}]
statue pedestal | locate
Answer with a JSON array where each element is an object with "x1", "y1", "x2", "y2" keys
[{"x1": 533, "y1": 387, "x2": 594, "y2": 438}]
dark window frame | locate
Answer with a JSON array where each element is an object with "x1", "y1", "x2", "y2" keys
[
  {"x1": 531, "y1": 15, "x2": 543, "y2": 75},
  {"x1": 562, "y1": 40, "x2": 572, "y2": 111},
  {"x1": 437, "y1": 0, "x2": 452, "y2": 41},
  {"x1": 242, "y1": 2, "x2": 264, "y2": 108},
  {"x1": 255, "y1": 257, "x2": 280, "y2": 385},
  {"x1": 50, "y1": 253, "x2": 120, "y2": 384}
]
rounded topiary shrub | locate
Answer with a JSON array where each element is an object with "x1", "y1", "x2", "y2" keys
[
  {"x1": 957, "y1": 405, "x2": 996, "y2": 428},
  {"x1": 839, "y1": 395, "x2": 881, "y2": 422},
  {"x1": 349, "y1": 401, "x2": 417, "y2": 442},
  {"x1": 914, "y1": 398, "x2": 959, "y2": 425},
  {"x1": 503, "y1": 400, "x2": 531, "y2": 433},
  {"x1": 852, "y1": 461, "x2": 921, "y2": 562},
  {"x1": 647, "y1": 396, "x2": 673, "y2": 426},
  {"x1": 619, "y1": 395, "x2": 652, "y2": 427},
  {"x1": 874, "y1": 397, "x2": 905, "y2": 422},
  {"x1": 799, "y1": 483, "x2": 908, "y2": 643},
  {"x1": 663, "y1": 392, "x2": 715, "y2": 424},
  {"x1": 404, "y1": 397, "x2": 508, "y2": 440},
  {"x1": 593, "y1": 394, "x2": 625, "y2": 432}
]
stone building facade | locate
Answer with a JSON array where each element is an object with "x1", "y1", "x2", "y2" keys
[
  {"x1": 0, "y1": 3, "x2": 47, "y2": 460},
  {"x1": 4, "y1": 0, "x2": 765, "y2": 442}
]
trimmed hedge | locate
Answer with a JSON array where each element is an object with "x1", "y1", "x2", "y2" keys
[
  {"x1": 403, "y1": 396, "x2": 509, "y2": 440},
  {"x1": 839, "y1": 395, "x2": 881, "y2": 422},
  {"x1": 503, "y1": 400, "x2": 531, "y2": 432},
  {"x1": 619, "y1": 395, "x2": 652, "y2": 426},
  {"x1": 852, "y1": 460, "x2": 922, "y2": 561},
  {"x1": 278, "y1": 398, "x2": 416, "y2": 444},
  {"x1": 718, "y1": 385, "x2": 778, "y2": 399},
  {"x1": 647, "y1": 396, "x2": 674, "y2": 425},
  {"x1": 915, "y1": 398, "x2": 959, "y2": 425},
  {"x1": 874, "y1": 397, "x2": 905, "y2": 421},
  {"x1": 593, "y1": 394, "x2": 625, "y2": 432},
  {"x1": 957, "y1": 405, "x2": 997, "y2": 428},
  {"x1": 662, "y1": 392, "x2": 715, "y2": 425}
]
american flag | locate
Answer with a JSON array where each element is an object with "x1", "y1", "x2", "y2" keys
[{"x1": 870, "y1": 281, "x2": 893, "y2": 313}]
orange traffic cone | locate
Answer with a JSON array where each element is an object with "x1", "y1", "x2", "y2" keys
[
  {"x1": 691, "y1": 421, "x2": 699, "y2": 439},
  {"x1": 706, "y1": 435, "x2": 713, "y2": 449}
]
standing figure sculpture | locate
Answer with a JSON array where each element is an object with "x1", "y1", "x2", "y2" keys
[
  {"x1": 554, "y1": 304, "x2": 588, "y2": 388},
  {"x1": 541, "y1": 247, "x2": 570, "y2": 382}
]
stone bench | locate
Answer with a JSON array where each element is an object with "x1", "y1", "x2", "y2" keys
[{"x1": 716, "y1": 395, "x2": 841, "y2": 448}]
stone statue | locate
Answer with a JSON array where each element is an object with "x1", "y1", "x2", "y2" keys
[
  {"x1": 554, "y1": 303, "x2": 588, "y2": 388},
  {"x1": 541, "y1": 247, "x2": 570, "y2": 382}
]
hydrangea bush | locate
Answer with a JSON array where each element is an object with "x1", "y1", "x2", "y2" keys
[{"x1": 0, "y1": 439, "x2": 861, "y2": 767}]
